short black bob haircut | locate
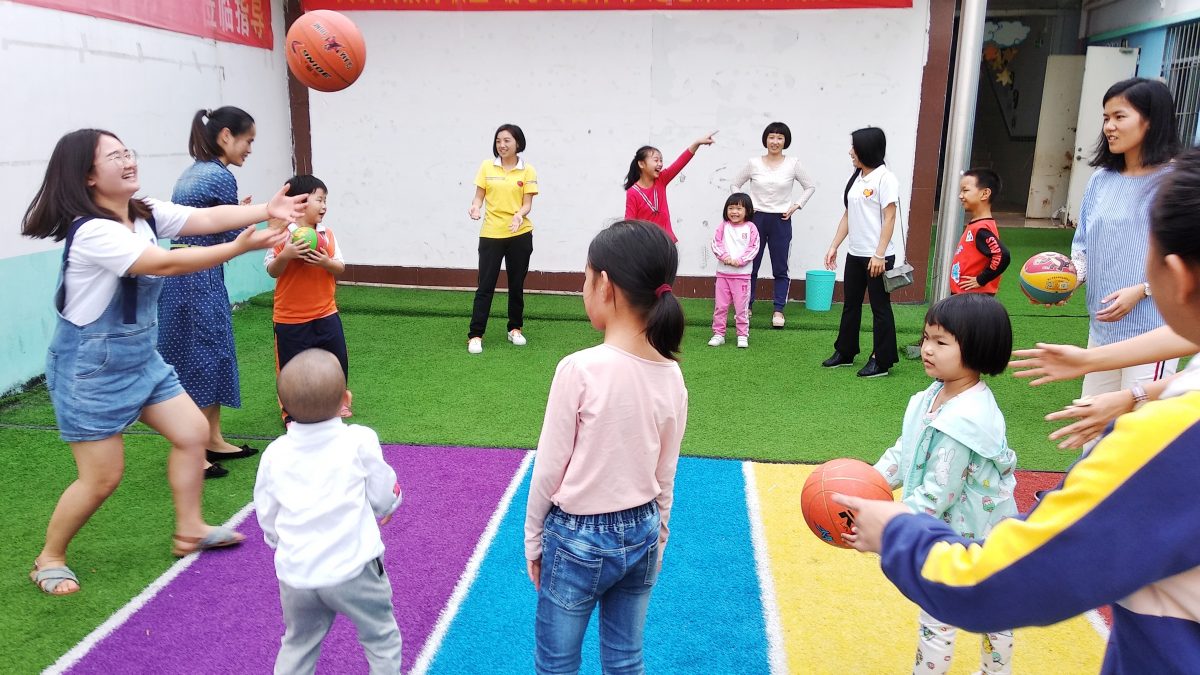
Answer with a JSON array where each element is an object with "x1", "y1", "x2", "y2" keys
[
  {"x1": 493, "y1": 123, "x2": 527, "y2": 157},
  {"x1": 762, "y1": 122, "x2": 792, "y2": 149},
  {"x1": 285, "y1": 174, "x2": 327, "y2": 197},
  {"x1": 962, "y1": 168, "x2": 1001, "y2": 201},
  {"x1": 1090, "y1": 78, "x2": 1179, "y2": 172},
  {"x1": 923, "y1": 293, "x2": 1012, "y2": 377},
  {"x1": 724, "y1": 192, "x2": 755, "y2": 222}
]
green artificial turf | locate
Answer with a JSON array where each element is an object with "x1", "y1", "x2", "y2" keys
[{"x1": 0, "y1": 225, "x2": 1095, "y2": 669}]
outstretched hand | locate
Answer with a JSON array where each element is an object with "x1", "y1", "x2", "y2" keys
[
  {"x1": 1045, "y1": 391, "x2": 1134, "y2": 450},
  {"x1": 1009, "y1": 343, "x2": 1091, "y2": 386},
  {"x1": 267, "y1": 184, "x2": 308, "y2": 223},
  {"x1": 234, "y1": 224, "x2": 287, "y2": 252},
  {"x1": 830, "y1": 493, "x2": 912, "y2": 554}
]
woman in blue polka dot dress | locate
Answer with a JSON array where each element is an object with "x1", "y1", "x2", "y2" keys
[{"x1": 158, "y1": 107, "x2": 259, "y2": 478}]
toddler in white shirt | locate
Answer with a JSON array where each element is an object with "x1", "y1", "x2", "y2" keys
[{"x1": 255, "y1": 348, "x2": 403, "y2": 674}]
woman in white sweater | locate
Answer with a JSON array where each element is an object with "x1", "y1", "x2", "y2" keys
[{"x1": 730, "y1": 122, "x2": 817, "y2": 328}]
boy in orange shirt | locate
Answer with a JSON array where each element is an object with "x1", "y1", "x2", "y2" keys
[
  {"x1": 951, "y1": 168, "x2": 1011, "y2": 295},
  {"x1": 265, "y1": 175, "x2": 351, "y2": 420}
]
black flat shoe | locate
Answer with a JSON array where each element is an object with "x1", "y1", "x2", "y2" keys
[
  {"x1": 822, "y1": 351, "x2": 855, "y2": 368},
  {"x1": 206, "y1": 444, "x2": 259, "y2": 462},
  {"x1": 856, "y1": 358, "x2": 890, "y2": 378},
  {"x1": 204, "y1": 462, "x2": 229, "y2": 480}
]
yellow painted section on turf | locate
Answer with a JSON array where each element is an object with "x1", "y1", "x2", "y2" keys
[{"x1": 751, "y1": 463, "x2": 1106, "y2": 674}]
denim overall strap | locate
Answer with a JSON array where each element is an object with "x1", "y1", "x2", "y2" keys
[{"x1": 56, "y1": 214, "x2": 157, "y2": 324}]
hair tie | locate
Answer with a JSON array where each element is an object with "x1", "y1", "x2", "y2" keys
[
  {"x1": 655, "y1": 283, "x2": 672, "y2": 298},
  {"x1": 205, "y1": 109, "x2": 213, "y2": 117}
]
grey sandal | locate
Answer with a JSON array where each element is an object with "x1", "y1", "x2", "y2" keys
[
  {"x1": 31, "y1": 560, "x2": 80, "y2": 595},
  {"x1": 172, "y1": 526, "x2": 245, "y2": 557}
]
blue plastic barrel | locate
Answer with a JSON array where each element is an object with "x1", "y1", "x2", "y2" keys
[{"x1": 805, "y1": 270, "x2": 836, "y2": 311}]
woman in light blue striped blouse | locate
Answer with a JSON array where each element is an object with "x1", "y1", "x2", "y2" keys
[{"x1": 1071, "y1": 78, "x2": 1181, "y2": 398}]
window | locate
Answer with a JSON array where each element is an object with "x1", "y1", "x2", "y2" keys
[{"x1": 1163, "y1": 20, "x2": 1200, "y2": 145}]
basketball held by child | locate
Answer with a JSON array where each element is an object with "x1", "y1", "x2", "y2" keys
[
  {"x1": 285, "y1": 10, "x2": 366, "y2": 92},
  {"x1": 292, "y1": 226, "x2": 320, "y2": 252},
  {"x1": 1019, "y1": 252, "x2": 1078, "y2": 305},
  {"x1": 801, "y1": 458, "x2": 894, "y2": 548}
]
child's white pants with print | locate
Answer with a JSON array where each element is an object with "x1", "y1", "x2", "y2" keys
[{"x1": 913, "y1": 610, "x2": 1012, "y2": 674}]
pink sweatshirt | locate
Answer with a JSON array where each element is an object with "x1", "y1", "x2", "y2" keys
[
  {"x1": 524, "y1": 344, "x2": 689, "y2": 561},
  {"x1": 711, "y1": 220, "x2": 761, "y2": 277},
  {"x1": 624, "y1": 149, "x2": 695, "y2": 242}
]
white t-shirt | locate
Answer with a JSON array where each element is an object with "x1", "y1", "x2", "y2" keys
[
  {"x1": 61, "y1": 198, "x2": 192, "y2": 326},
  {"x1": 730, "y1": 156, "x2": 818, "y2": 213},
  {"x1": 845, "y1": 166, "x2": 899, "y2": 258}
]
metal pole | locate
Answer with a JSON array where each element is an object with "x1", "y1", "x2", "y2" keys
[{"x1": 930, "y1": 0, "x2": 989, "y2": 305}]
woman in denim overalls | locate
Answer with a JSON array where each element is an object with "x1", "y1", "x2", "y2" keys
[{"x1": 21, "y1": 129, "x2": 306, "y2": 595}]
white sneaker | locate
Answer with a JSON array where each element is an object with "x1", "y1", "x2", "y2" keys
[
  {"x1": 508, "y1": 329, "x2": 527, "y2": 346},
  {"x1": 468, "y1": 337, "x2": 483, "y2": 354},
  {"x1": 772, "y1": 312, "x2": 785, "y2": 328},
  {"x1": 737, "y1": 336, "x2": 749, "y2": 348},
  {"x1": 708, "y1": 334, "x2": 725, "y2": 347}
]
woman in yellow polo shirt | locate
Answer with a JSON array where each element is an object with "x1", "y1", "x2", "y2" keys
[{"x1": 467, "y1": 124, "x2": 538, "y2": 354}]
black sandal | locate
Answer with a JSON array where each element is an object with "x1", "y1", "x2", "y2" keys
[{"x1": 205, "y1": 444, "x2": 259, "y2": 462}]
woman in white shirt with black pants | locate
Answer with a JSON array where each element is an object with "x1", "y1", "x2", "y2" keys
[
  {"x1": 822, "y1": 127, "x2": 899, "y2": 378},
  {"x1": 731, "y1": 122, "x2": 817, "y2": 328}
]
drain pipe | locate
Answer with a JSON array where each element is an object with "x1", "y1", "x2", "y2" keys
[{"x1": 929, "y1": 0, "x2": 989, "y2": 305}]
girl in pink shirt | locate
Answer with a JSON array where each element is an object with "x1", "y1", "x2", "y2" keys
[
  {"x1": 524, "y1": 220, "x2": 689, "y2": 674},
  {"x1": 623, "y1": 131, "x2": 717, "y2": 242}
]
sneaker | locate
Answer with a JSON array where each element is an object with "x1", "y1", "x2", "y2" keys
[
  {"x1": 822, "y1": 351, "x2": 854, "y2": 368},
  {"x1": 508, "y1": 329, "x2": 527, "y2": 346},
  {"x1": 468, "y1": 337, "x2": 483, "y2": 354},
  {"x1": 737, "y1": 336, "x2": 749, "y2": 349},
  {"x1": 771, "y1": 312, "x2": 785, "y2": 329},
  {"x1": 856, "y1": 357, "x2": 890, "y2": 378},
  {"x1": 708, "y1": 334, "x2": 725, "y2": 347}
]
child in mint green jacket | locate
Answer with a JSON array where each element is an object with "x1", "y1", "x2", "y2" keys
[{"x1": 873, "y1": 293, "x2": 1017, "y2": 674}]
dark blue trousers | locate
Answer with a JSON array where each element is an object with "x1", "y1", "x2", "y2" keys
[{"x1": 749, "y1": 211, "x2": 792, "y2": 312}]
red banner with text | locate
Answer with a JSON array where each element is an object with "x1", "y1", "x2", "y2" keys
[
  {"x1": 305, "y1": 0, "x2": 909, "y2": 10},
  {"x1": 13, "y1": 0, "x2": 273, "y2": 49}
]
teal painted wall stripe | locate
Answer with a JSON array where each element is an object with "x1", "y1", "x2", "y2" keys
[{"x1": 0, "y1": 248, "x2": 273, "y2": 395}]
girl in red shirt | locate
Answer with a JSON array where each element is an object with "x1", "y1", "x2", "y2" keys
[{"x1": 623, "y1": 131, "x2": 717, "y2": 242}]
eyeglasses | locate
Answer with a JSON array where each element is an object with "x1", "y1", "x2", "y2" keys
[{"x1": 99, "y1": 149, "x2": 137, "y2": 166}]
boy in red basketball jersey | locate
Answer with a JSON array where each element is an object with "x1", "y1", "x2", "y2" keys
[
  {"x1": 265, "y1": 175, "x2": 351, "y2": 422},
  {"x1": 951, "y1": 169, "x2": 1011, "y2": 295}
]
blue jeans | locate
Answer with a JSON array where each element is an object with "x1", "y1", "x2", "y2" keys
[{"x1": 535, "y1": 502, "x2": 660, "y2": 675}]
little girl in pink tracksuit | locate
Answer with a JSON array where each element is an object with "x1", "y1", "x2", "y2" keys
[{"x1": 709, "y1": 193, "x2": 761, "y2": 349}]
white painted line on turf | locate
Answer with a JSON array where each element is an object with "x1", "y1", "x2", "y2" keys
[
  {"x1": 43, "y1": 503, "x2": 257, "y2": 675},
  {"x1": 743, "y1": 462, "x2": 788, "y2": 675},
  {"x1": 410, "y1": 451, "x2": 534, "y2": 675},
  {"x1": 1085, "y1": 608, "x2": 1111, "y2": 641}
]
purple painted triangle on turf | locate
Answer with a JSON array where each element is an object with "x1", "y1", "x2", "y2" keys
[{"x1": 67, "y1": 444, "x2": 527, "y2": 675}]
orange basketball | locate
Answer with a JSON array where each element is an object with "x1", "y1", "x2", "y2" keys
[
  {"x1": 801, "y1": 458, "x2": 895, "y2": 548},
  {"x1": 285, "y1": 10, "x2": 366, "y2": 92}
]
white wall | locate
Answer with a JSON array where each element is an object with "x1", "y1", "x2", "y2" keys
[
  {"x1": 309, "y1": 4, "x2": 931, "y2": 280},
  {"x1": 1084, "y1": 0, "x2": 1200, "y2": 39},
  {"x1": 1, "y1": 0, "x2": 295, "y2": 261}
]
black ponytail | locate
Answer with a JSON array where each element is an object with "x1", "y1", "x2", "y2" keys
[
  {"x1": 188, "y1": 106, "x2": 254, "y2": 162},
  {"x1": 623, "y1": 146, "x2": 659, "y2": 191},
  {"x1": 842, "y1": 168, "x2": 861, "y2": 208},
  {"x1": 587, "y1": 220, "x2": 684, "y2": 360}
]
